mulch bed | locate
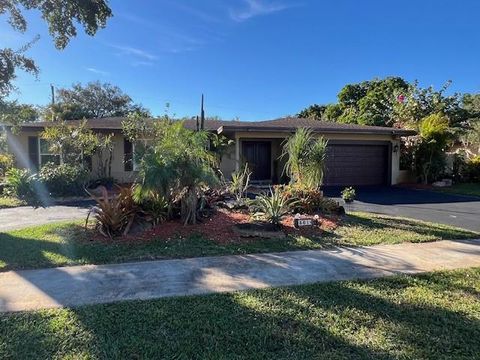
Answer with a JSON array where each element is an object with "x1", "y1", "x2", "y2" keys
[
  {"x1": 135, "y1": 208, "x2": 340, "y2": 244},
  {"x1": 87, "y1": 208, "x2": 341, "y2": 244}
]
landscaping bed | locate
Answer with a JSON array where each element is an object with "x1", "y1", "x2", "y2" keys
[
  {"x1": 0, "y1": 211, "x2": 477, "y2": 272},
  {"x1": 1, "y1": 267, "x2": 479, "y2": 359}
]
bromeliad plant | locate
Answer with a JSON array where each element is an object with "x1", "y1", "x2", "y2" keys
[
  {"x1": 281, "y1": 128, "x2": 328, "y2": 189},
  {"x1": 249, "y1": 188, "x2": 297, "y2": 227},
  {"x1": 86, "y1": 185, "x2": 138, "y2": 239}
]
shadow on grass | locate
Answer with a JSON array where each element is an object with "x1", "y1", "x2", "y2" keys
[
  {"x1": 1, "y1": 269, "x2": 479, "y2": 359},
  {"x1": 341, "y1": 213, "x2": 478, "y2": 239}
]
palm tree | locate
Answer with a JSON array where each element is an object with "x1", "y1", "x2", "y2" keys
[
  {"x1": 134, "y1": 121, "x2": 219, "y2": 225},
  {"x1": 281, "y1": 128, "x2": 328, "y2": 189}
]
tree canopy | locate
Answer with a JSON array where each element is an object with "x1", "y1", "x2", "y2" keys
[
  {"x1": 297, "y1": 77, "x2": 471, "y2": 128},
  {"x1": 46, "y1": 82, "x2": 151, "y2": 120},
  {"x1": 0, "y1": 0, "x2": 112, "y2": 98}
]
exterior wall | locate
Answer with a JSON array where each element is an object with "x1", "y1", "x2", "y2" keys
[
  {"x1": 6, "y1": 130, "x2": 34, "y2": 169},
  {"x1": 218, "y1": 143, "x2": 236, "y2": 180},
  {"x1": 7, "y1": 128, "x2": 408, "y2": 186},
  {"x1": 6, "y1": 130, "x2": 137, "y2": 183},
  {"x1": 233, "y1": 131, "x2": 403, "y2": 186}
]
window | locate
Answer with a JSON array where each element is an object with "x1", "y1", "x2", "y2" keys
[{"x1": 39, "y1": 138, "x2": 60, "y2": 167}]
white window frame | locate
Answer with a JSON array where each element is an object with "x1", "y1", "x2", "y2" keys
[{"x1": 38, "y1": 138, "x2": 61, "y2": 167}]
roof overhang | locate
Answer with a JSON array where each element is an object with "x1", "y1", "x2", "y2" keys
[{"x1": 218, "y1": 125, "x2": 416, "y2": 137}]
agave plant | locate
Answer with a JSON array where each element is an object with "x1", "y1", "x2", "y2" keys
[
  {"x1": 86, "y1": 185, "x2": 138, "y2": 239},
  {"x1": 281, "y1": 128, "x2": 328, "y2": 189},
  {"x1": 249, "y1": 188, "x2": 297, "y2": 227}
]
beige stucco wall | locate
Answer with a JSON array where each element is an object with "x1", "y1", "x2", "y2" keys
[
  {"x1": 7, "y1": 130, "x2": 138, "y2": 183},
  {"x1": 7, "y1": 129, "x2": 409, "y2": 186}
]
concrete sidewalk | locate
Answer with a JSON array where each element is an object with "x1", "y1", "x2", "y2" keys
[{"x1": 1, "y1": 239, "x2": 480, "y2": 312}]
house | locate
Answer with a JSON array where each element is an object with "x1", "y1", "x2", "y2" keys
[{"x1": 5, "y1": 117, "x2": 415, "y2": 186}]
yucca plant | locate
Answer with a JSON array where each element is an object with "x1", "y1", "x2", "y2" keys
[
  {"x1": 249, "y1": 188, "x2": 297, "y2": 228},
  {"x1": 229, "y1": 163, "x2": 251, "y2": 201},
  {"x1": 281, "y1": 128, "x2": 328, "y2": 189},
  {"x1": 86, "y1": 185, "x2": 138, "y2": 239}
]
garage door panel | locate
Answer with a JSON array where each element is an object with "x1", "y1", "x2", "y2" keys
[{"x1": 324, "y1": 144, "x2": 389, "y2": 186}]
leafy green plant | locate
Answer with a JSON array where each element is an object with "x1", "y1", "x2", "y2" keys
[
  {"x1": 341, "y1": 187, "x2": 356, "y2": 202},
  {"x1": 281, "y1": 128, "x2": 328, "y2": 189},
  {"x1": 3, "y1": 168, "x2": 41, "y2": 205},
  {"x1": 249, "y1": 188, "x2": 297, "y2": 227},
  {"x1": 86, "y1": 186, "x2": 138, "y2": 239},
  {"x1": 135, "y1": 189, "x2": 168, "y2": 226},
  {"x1": 229, "y1": 163, "x2": 251, "y2": 201},
  {"x1": 0, "y1": 153, "x2": 14, "y2": 177},
  {"x1": 277, "y1": 184, "x2": 342, "y2": 214},
  {"x1": 38, "y1": 163, "x2": 88, "y2": 197},
  {"x1": 133, "y1": 120, "x2": 219, "y2": 225},
  {"x1": 465, "y1": 156, "x2": 480, "y2": 182}
]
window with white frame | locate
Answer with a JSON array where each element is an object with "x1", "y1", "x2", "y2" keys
[{"x1": 39, "y1": 138, "x2": 60, "y2": 166}]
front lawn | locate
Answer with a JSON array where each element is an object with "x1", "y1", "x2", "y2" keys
[
  {"x1": 0, "y1": 197, "x2": 26, "y2": 209},
  {"x1": 1, "y1": 267, "x2": 479, "y2": 359},
  {"x1": 437, "y1": 182, "x2": 480, "y2": 197},
  {"x1": 0, "y1": 212, "x2": 477, "y2": 272}
]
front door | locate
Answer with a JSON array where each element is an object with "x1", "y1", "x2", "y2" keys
[{"x1": 241, "y1": 141, "x2": 271, "y2": 181}]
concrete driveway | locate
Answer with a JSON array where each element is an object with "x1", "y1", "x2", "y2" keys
[
  {"x1": 324, "y1": 186, "x2": 480, "y2": 232},
  {"x1": 0, "y1": 205, "x2": 89, "y2": 232}
]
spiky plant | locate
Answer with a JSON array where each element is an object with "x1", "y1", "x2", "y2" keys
[
  {"x1": 229, "y1": 163, "x2": 252, "y2": 201},
  {"x1": 281, "y1": 128, "x2": 328, "y2": 189},
  {"x1": 249, "y1": 188, "x2": 297, "y2": 227}
]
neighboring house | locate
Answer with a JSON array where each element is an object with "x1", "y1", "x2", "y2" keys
[{"x1": 5, "y1": 117, "x2": 415, "y2": 186}]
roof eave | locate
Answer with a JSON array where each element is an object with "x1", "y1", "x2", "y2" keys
[{"x1": 219, "y1": 125, "x2": 416, "y2": 136}]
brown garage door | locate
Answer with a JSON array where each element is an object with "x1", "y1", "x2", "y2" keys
[{"x1": 324, "y1": 144, "x2": 389, "y2": 186}]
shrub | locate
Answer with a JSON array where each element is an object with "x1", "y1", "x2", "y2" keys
[
  {"x1": 341, "y1": 187, "x2": 356, "y2": 202},
  {"x1": 86, "y1": 186, "x2": 138, "y2": 239},
  {"x1": 465, "y1": 156, "x2": 480, "y2": 182},
  {"x1": 249, "y1": 188, "x2": 297, "y2": 227},
  {"x1": 136, "y1": 190, "x2": 168, "y2": 226},
  {"x1": 276, "y1": 184, "x2": 342, "y2": 214},
  {"x1": 38, "y1": 163, "x2": 88, "y2": 197},
  {"x1": 0, "y1": 153, "x2": 14, "y2": 177},
  {"x1": 3, "y1": 168, "x2": 41, "y2": 206}
]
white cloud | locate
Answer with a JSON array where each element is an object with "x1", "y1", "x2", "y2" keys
[
  {"x1": 85, "y1": 67, "x2": 109, "y2": 76},
  {"x1": 131, "y1": 60, "x2": 155, "y2": 67},
  {"x1": 230, "y1": 0, "x2": 294, "y2": 22},
  {"x1": 110, "y1": 44, "x2": 158, "y2": 61}
]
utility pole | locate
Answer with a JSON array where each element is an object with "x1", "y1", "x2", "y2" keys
[
  {"x1": 200, "y1": 94, "x2": 205, "y2": 130},
  {"x1": 50, "y1": 84, "x2": 56, "y2": 121}
]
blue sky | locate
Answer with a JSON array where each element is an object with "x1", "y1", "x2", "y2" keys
[{"x1": 2, "y1": 0, "x2": 480, "y2": 120}]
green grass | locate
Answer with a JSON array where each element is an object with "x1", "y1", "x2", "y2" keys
[
  {"x1": 437, "y1": 182, "x2": 480, "y2": 197},
  {"x1": 1, "y1": 267, "x2": 479, "y2": 359},
  {"x1": 0, "y1": 196, "x2": 26, "y2": 209},
  {"x1": 0, "y1": 212, "x2": 478, "y2": 272}
]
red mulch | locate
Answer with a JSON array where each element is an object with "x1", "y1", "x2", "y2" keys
[
  {"x1": 89, "y1": 208, "x2": 341, "y2": 244},
  {"x1": 135, "y1": 209, "x2": 340, "y2": 244},
  {"x1": 139, "y1": 209, "x2": 251, "y2": 244}
]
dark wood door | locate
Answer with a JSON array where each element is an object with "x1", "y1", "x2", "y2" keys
[
  {"x1": 324, "y1": 144, "x2": 389, "y2": 186},
  {"x1": 242, "y1": 141, "x2": 271, "y2": 181}
]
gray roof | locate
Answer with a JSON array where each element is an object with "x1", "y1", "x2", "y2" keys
[{"x1": 13, "y1": 116, "x2": 416, "y2": 136}]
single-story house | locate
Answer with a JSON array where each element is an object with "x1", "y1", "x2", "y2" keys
[{"x1": 5, "y1": 117, "x2": 415, "y2": 186}]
